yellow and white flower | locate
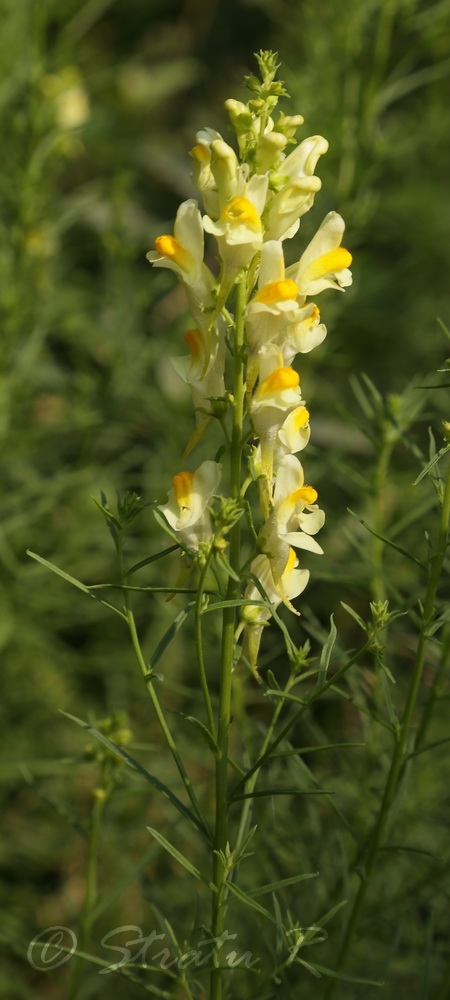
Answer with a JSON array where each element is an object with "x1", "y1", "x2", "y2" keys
[
  {"x1": 287, "y1": 211, "x2": 352, "y2": 297},
  {"x1": 241, "y1": 549, "x2": 309, "y2": 674},
  {"x1": 147, "y1": 199, "x2": 215, "y2": 322},
  {"x1": 203, "y1": 173, "x2": 268, "y2": 274},
  {"x1": 250, "y1": 355, "x2": 305, "y2": 489},
  {"x1": 259, "y1": 453, "x2": 324, "y2": 583},
  {"x1": 263, "y1": 135, "x2": 329, "y2": 242},
  {"x1": 245, "y1": 240, "x2": 327, "y2": 389},
  {"x1": 158, "y1": 460, "x2": 221, "y2": 552}
]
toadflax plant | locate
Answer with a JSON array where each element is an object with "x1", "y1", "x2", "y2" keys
[{"x1": 145, "y1": 50, "x2": 351, "y2": 998}]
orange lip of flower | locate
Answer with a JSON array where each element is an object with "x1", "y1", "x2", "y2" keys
[
  {"x1": 172, "y1": 471, "x2": 194, "y2": 510},
  {"x1": 221, "y1": 197, "x2": 262, "y2": 232},
  {"x1": 291, "y1": 406, "x2": 310, "y2": 429},
  {"x1": 253, "y1": 279, "x2": 299, "y2": 305},
  {"x1": 256, "y1": 367, "x2": 300, "y2": 398},
  {"x1": 290, "y1": 485, "x2": 318, "y2": 505},
  {"x1": 154, "y1": 235, "x2": 192, "y2": 271},
  {"x1": 303, "y1": 247, "x2": 352, "y2": 282}
]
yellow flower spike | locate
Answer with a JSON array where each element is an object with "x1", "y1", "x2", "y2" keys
[
  {"x1": 256, "y1": 366, "x2": 300, "y2": 398},
  {"x1": 302, "y1": 247, "x2": 352, "y2": 284},
  {"x1": 221, "y1": 197, "x2": 262, "y2": 232},
  {"x1": 253, "y1": 279, "x2": 299, "y2": 304},
  {"x1": 154, "y1": 235, "x2": 193, "y2": 272},
  {"x1": 172, "y1": 471, "x2": 194, "y2": 511}
]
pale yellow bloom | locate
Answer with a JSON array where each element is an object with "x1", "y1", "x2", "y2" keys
[
  {"x1": 288, "y1": 211, "x2": 352, "y2": 297},
  {"x1": 245, "y1": 240, "x2": 327, "y2": 388},
  {"x1": 147, "y1": 199, "x2": 215, "y2": 322},
  {"x1": 259, "y1": 454, "x2": 324, "y2": 584},
  {"x1": 158, "y1": 460, "x2": 221, "y2": 552},
  {"x1": 250, "y1": 358, "x2": 305, "y2": 488}
]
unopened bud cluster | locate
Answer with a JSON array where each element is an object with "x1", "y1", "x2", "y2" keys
[{"x1": 148, "y1": 52, "x2": 352, "y2": 673}]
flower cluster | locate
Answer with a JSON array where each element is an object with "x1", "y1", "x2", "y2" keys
[{"x1": 148, "y1": 52, "x2": 352, "y2": 674}]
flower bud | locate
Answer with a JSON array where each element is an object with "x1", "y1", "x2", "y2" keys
[
  {"x1": 255, "y1": 131, "x2": 288, "y2": 172},
  {"x1": 224, "y1": 98, "x2": 253, "y2": 134}
]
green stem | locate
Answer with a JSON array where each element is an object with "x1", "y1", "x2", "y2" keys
[
  {"x1": 195, "y1": 547, "x2": 217, "y2": 739},
  {"x1": 118, "y1": 533, "x2": 210, "y2": 839},
  {"x1": 371, "y1": 436, "x2": 392, "y2": 603},
  {"x1": 67, "y1": 790, "x2": 105, "y2": 1000},
  {"x1": 325, "y1": 460, "x2": 450, "y2": 999},
  {"x1": 210, "y1": 274, "x2": 246, "y2": 1000},
  {"x1": 415, "y1": 624, "x2": 450, "y2": 750}
]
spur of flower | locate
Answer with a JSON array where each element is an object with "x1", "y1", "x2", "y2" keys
[
  {"x1": 158, "y1": 460, "x2": 221, "y2": 553},
  {"x1": 171, "y1": 317, "x2": 226, "y2": 455},
  {"x1": 241, "y1": 549, "x2": 309, "y2": 674}
]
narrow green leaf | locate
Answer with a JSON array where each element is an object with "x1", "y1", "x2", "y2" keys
[
  {"x1": 179, "y1": 714, "x2": 218, "y2": 754},
  {"x1": 347, "y1": 509, "x2": 426, "y2": 569},
  {"x1": 318, "y1": 614, "x2": 337, "y2": 686},
  {"x1": 380, "y1": 844, "x2": 441, "y2": 861},
  {"x1": 216, "y1": 550, "x2": 240, "y2": 582},
  {"x1": 408, "y1": 736, "x2": 450, "y2": 759},
  {"x1": 264, "y1": 689, "x2": 307, "y2": 707},
  {"x1": 249, "y1": 872, "x2": 318, "y2": 898},
  {"x1": 225, "y1": 880, "x2": 275, "y2": 924},
  {"x1": 232, "y1": 787, "x2": 331, "y2": 801},
  {"x1": 26, "y1": 550, "x2": 126, "y2": 620},
  {"x1": 60, "y1": 712, "x2": 205, "y2": 834},
  {"x1": 330, "y1": 686, "x2": 396, "y2": 732},
  {"x1": 340, "y1": 601, "x2": 367, "y2": 631},
  {"x1": 269, "y1": 742, "x2": 365, "y2": 759},
  {"x1": 147, "y1": 826, "x2": 217, "y2": 891},
  {"x1": 297, "y1": 960, "x2": 383, "y2": 986},
  {"x1": 91, "y1": 494, "x2": 121, "y2": 529},
  {"x1": 413, "y1": 444, "x2": 450, "y2": 485},
  {"x1": 315, "y1": 898, "x2": 347, "y2": 928},
  {"x1": 127, "y1": 545, "x2": 179, "y2": 577},
  {"x1": 26, "y1": 941, "x2": 180, "y2": 995},
  {"x1": 202, "y1": 598, "x2": 268, "y2": 613},
  {"x1": 149, "y1": 603, "x2": 195, "y2": 671}
]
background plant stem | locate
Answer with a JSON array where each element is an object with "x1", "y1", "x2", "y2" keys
[{"x1": 325, "y1": 459, "x2": 450, "y2": 998}]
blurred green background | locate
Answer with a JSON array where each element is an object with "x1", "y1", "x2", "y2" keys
[{"x1": 1, "y1": 0, "x2": 449, "y2": 997}]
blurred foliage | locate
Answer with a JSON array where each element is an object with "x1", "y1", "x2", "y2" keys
[{"x1": 1, "y1": 0, "x2": 449, "y2": 998}]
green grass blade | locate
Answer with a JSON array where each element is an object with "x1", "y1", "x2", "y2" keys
[
  {"x1": 249, "y1": 872, "x2": 319, "y2": 898},
  {"x1": 26, "y1": 550, "x2": 127, "y2": 620},
  {"x1": 60, "y1": 712, "x2": 205, "y2": 834},
  {"x1": 146, "y1": 827, "x2": 217, "y2": 892}
]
